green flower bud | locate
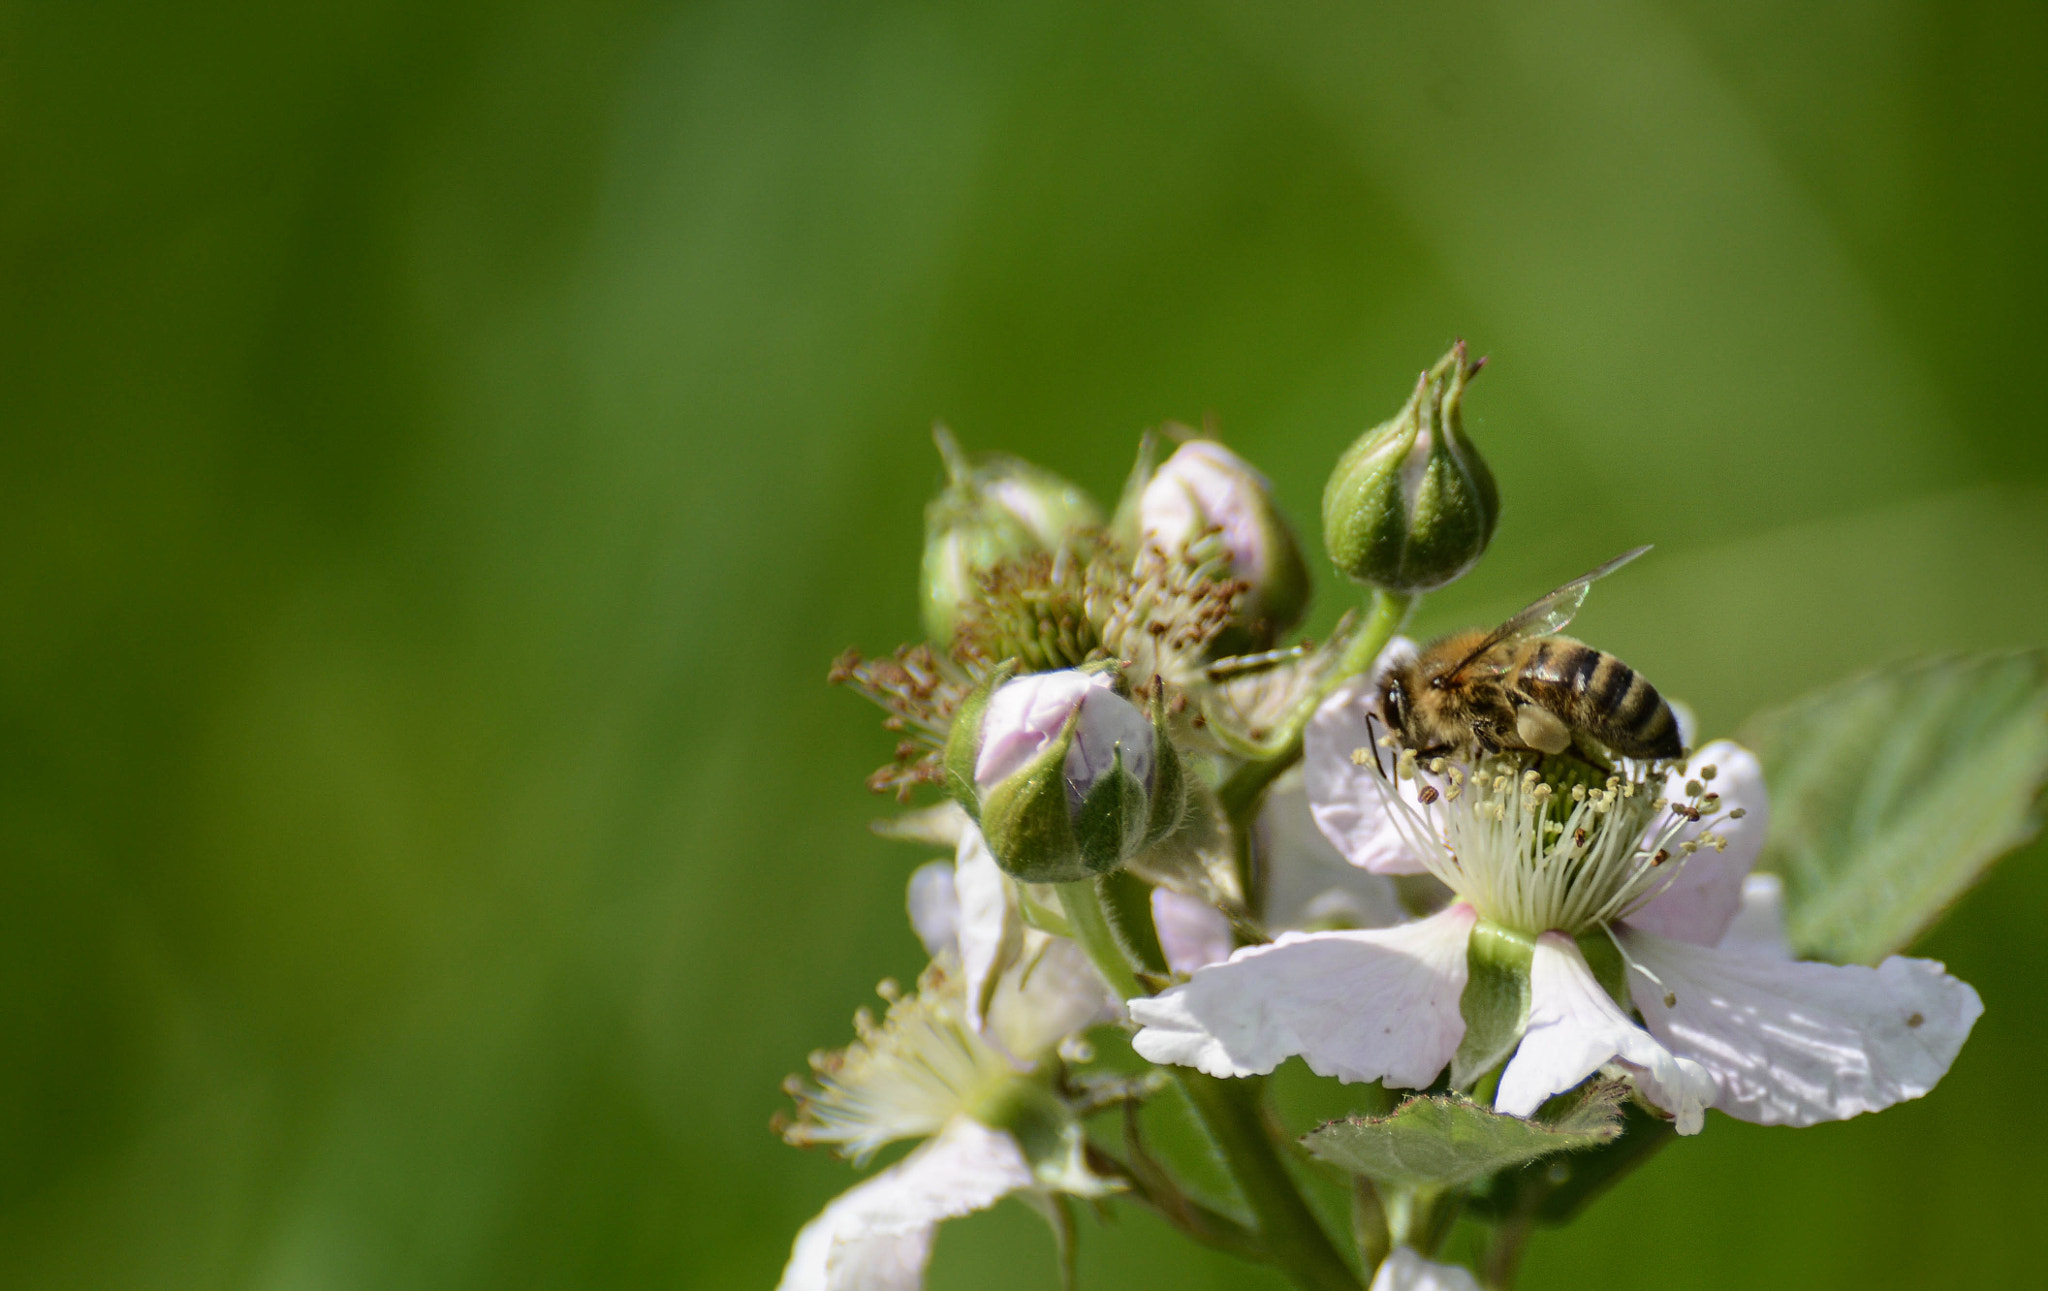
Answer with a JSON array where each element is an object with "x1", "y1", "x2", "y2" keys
[
  {"x1": 948, "y1": 668, "x2": 1184, "y2": 883},
  {"x1": 1140, "y1": 439, "x2": 1312, "y2": 655},
  {"x1": 922, "y1": 427, "x2": 1104, "y2": 646},
  {"x1": 1322, "y1": 341, "x2": 1500, "y2": 593}
]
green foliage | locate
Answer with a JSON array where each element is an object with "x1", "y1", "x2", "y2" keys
[
  {"x1": 1301, "y1": 1085, "x2": 1624, "y2": 1191},
  {"x1": 1740, "y1": 652, "x2": 2048, "y2": 963}
]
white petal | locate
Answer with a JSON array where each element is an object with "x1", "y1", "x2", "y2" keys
[
  {"x1": 986, "y1": 932, "x2": 1119, "y2": 1062},
  {"x1": 1499, "y1": 934, "x2": 1716, "y2": 1135},
  {"x1": 777, "y1": 1117, "x2": 1033, "y2": 1291},
  {"x1": 1626, "y1": 741, "x2": 1770, "y2": 946},
  {"x1": 954, "y1": 826, "x2": 1023, "y2": 1035},
  {"x1": 1259, "y1": 778, "x2": 1410, "y2": 932},
  {"x1": 1303, "y1": 650, "x2": 1435, "y2": 877},
  {"x1": 1151, "y1": 886, "x2": 1236, "y2": 975},
  {"x1": 1129, "y1": 904, "x2": 1473, "y2": 1088},
  {"x1": 1369, "y1": 1247, "x2": 1481, "y2": 1291},
  {"x1": 1715, "y1": 873, "x2": 1792, "y2": 960},
  {"x1": 1619, "y1": 925, "x2": 1984, "y2": 1127},
  {"x1": 906, "y1": 863, "x2": 959, "y2": 960}
]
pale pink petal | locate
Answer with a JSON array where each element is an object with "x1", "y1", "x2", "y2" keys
[
  {"x1": 1259, "y1": 779, "x2": 1411, "y2": 931},
  {"x1": 1303, "y1": 646, "x2": 1435, "y2": 877},
  {"x1": 1625, "y1": 741, "x2": 1769, "y2": 946},
  {"x1": 1714, "y1": 873, "x2": 1792, "y2": 961},
  {"x1": 778, "y1": 1117, "x2": 1033, "y2": 1291},
  {"x1": 974, "y1": 670, "x2": 1109, "y2": 787},
  {"x1": 905, "y1": 862, "x2": 959, "y2": 960},
  {"x1": 1498, "y1": 934, "x2": 1716, "y2": 1134},
  {"x1": 953, "y1": 826, "x2": 1022, "y2": 1035},
  {"x1": 1370, "y1": 1247, "x2": 1481, "y2": 1291},
  {"x1": 1129, "y1": 904, "x2": 1474, "y2": 1088},
  {"x1": 1151, "y1": 887, "x2": 1236, "y2": 975},
  {"x1": 1620, "y1": 925, "x2": 1983, "y2": 1127}
]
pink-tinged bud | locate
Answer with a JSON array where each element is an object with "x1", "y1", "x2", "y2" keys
[
  {"x1": 1139, "y1": 440, "x2": 1311, "y2": 654},
  {"x1": 947, "y1": 668, "x2": 1186, "y2": 882}
]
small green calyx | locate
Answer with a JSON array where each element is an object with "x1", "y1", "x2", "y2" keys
[
  {"x1": 1452, "y1": 918, "x2": 1536, "y2": 1089},
  {"x1": 969, "y1": 1076, "x2": 1119, "y2": 1198},
  {"x1": 1322, "y1": 341, "x2": 1500, "y2": 594}
]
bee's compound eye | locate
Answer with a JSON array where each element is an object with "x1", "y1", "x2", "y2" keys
[{"x1": 1380, "y1": 679, "x2": 1409, "y2": 733}]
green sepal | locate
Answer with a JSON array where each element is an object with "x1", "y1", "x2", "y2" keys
[
  {"x1": 1451, "y1": 919, "x2": 1535, "y2": 1089},
  {"x1": 1143, "y1": 686, "x2": 1188, "y2": 845},
  {"x1": 943, "y1": 659, "x2": 1017, "y2": 817},
  {"x1": 970, "y1": 1077, "x2": 1119, "y2": 1200},
  {"x1": 1072, "y1": 745, "x2": 1148, "y2": 876},
  {"x1": 1099, "y1": 868, "x2": 1170, "y2": 976},
  {"x1": 979, "y1": 707, "x2": 1087, "y2": 882},
  {"x1": 1300, "y1": 1083, "x2": 1624, "y2": 1191}
]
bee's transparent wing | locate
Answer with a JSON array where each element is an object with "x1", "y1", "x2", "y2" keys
[{"x1": 1444, "y1": 545, "x2": 1652, "y2": 678}]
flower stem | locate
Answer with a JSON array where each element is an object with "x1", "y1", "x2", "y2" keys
[
  {"x1": 1176, "y1": 1072, "x2": 1362, "y2": 1291},
  {"x1": 1056, "y1": 880, "x2": 1147, "y2": 1003},
  {"x1": 1217, "y1": 589, "x2": 1413, "y2": 826},
  {"x1": 1055, "y1": 880, "x2": 1359, "y2": 1291}
]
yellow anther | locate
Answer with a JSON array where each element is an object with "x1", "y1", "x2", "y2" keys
[
  {"x1": 1572, "y1": 784, "x2": 1587, "y2": 802},
  {"x1": 1685, "y1": 780, "x2": 1705, "y2": 798},
  {"x1": 1680, "y1": 840, "x2": 1699, "y2": 855},
  {"x1": 1701, "y1": 765, "x2": 1718, "y2": 781},
  {"x1": 1430, "y1": 757, "x2": 1447, "y2": 774},
  {"x1": 1729, "y1": 807, "x2": 1747, "y2": 820},
  {"x1": 1351, "y1": 748, "x2": 1373, "y2": 766}
]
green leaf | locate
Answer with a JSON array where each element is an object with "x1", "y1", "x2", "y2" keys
[
  {"x1": 1738, "y1": 652, "x2": 2048, "y2": 963},
  {"x1": 1300, "y1": 1085, "x2": 1624, "y2": 1190}
]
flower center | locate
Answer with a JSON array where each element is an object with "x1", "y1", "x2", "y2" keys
[
  {"x1": 1361, "y1": 744, "x2": 1738, "y2": 938},
  {"x1": 780, "y1": 963, "x2": 1023, "y2": 1163}
]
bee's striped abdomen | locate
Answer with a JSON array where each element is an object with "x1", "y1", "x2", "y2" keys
[{"x1": 1514, "y1": 637, "x2": 1684, "y2": 760}]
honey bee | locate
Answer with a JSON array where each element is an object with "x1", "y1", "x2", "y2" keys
[{"x1": 1378, "y1": 546, "x2": 1684, "y2": 762}]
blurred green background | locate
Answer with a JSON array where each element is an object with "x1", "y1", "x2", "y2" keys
[{"x1": 4, "y1": 1, "x2": 2046, "y2": 1287}]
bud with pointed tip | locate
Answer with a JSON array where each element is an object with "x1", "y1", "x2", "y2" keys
[
  {"x1": 1140, "y1": 439, "x2": 1312, "y2": 655},
  {"x1": 946, "y1": 668, "x2": 1185, "y2": 882},
  {"x1": 1322, "y1": 342, "x2": 1500, "y2": 593},
  {"x1": 922, "y1": 428, "x2": 1104, "y2": 647}
]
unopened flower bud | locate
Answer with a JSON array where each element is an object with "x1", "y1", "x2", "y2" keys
[
  {"x1": 922, "y1": 427, "x2": 1104, "y2": 646},
  {"x1": 945, "y1": 669, "x2": 1185, "y2": 883},
  {"x1": 1140, "y1": 439, "x2": 1311, "y2": 654},
  {"x1": 1322, "y1": 341, "x2": 1499, "y2": 593}
]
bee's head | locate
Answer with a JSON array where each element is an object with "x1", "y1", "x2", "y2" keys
[{"x1": 1378, "y1": 672, "x2": 1412, "y2": 742}]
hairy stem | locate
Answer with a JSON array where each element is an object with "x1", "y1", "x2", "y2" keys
[
  {"x1": 1176, "y1": 1073, "x2": 1362, "y2": 1291},
  {"x1": 1056, "y1": 880, "x2": 1359, "y2": 1291}
]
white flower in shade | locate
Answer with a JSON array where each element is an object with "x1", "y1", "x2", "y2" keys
[
  {"x1": 1370, "y1": 1247, "x2": 1480, "y2": 1291},
  {"x1": 1150, "y1": 775, "x2": 1412, "y2": 977},
  {"x1": 779, "y1": 829, "x2": 1117, "y2": 1291},
  {"x1": 1131, "y1": 677, "x2": 1981, "y2": 1135}
]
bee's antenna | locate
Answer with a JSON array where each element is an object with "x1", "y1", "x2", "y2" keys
[{"x1": 1363, "y1": 711, "x2": 1392, "y2": 782}]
